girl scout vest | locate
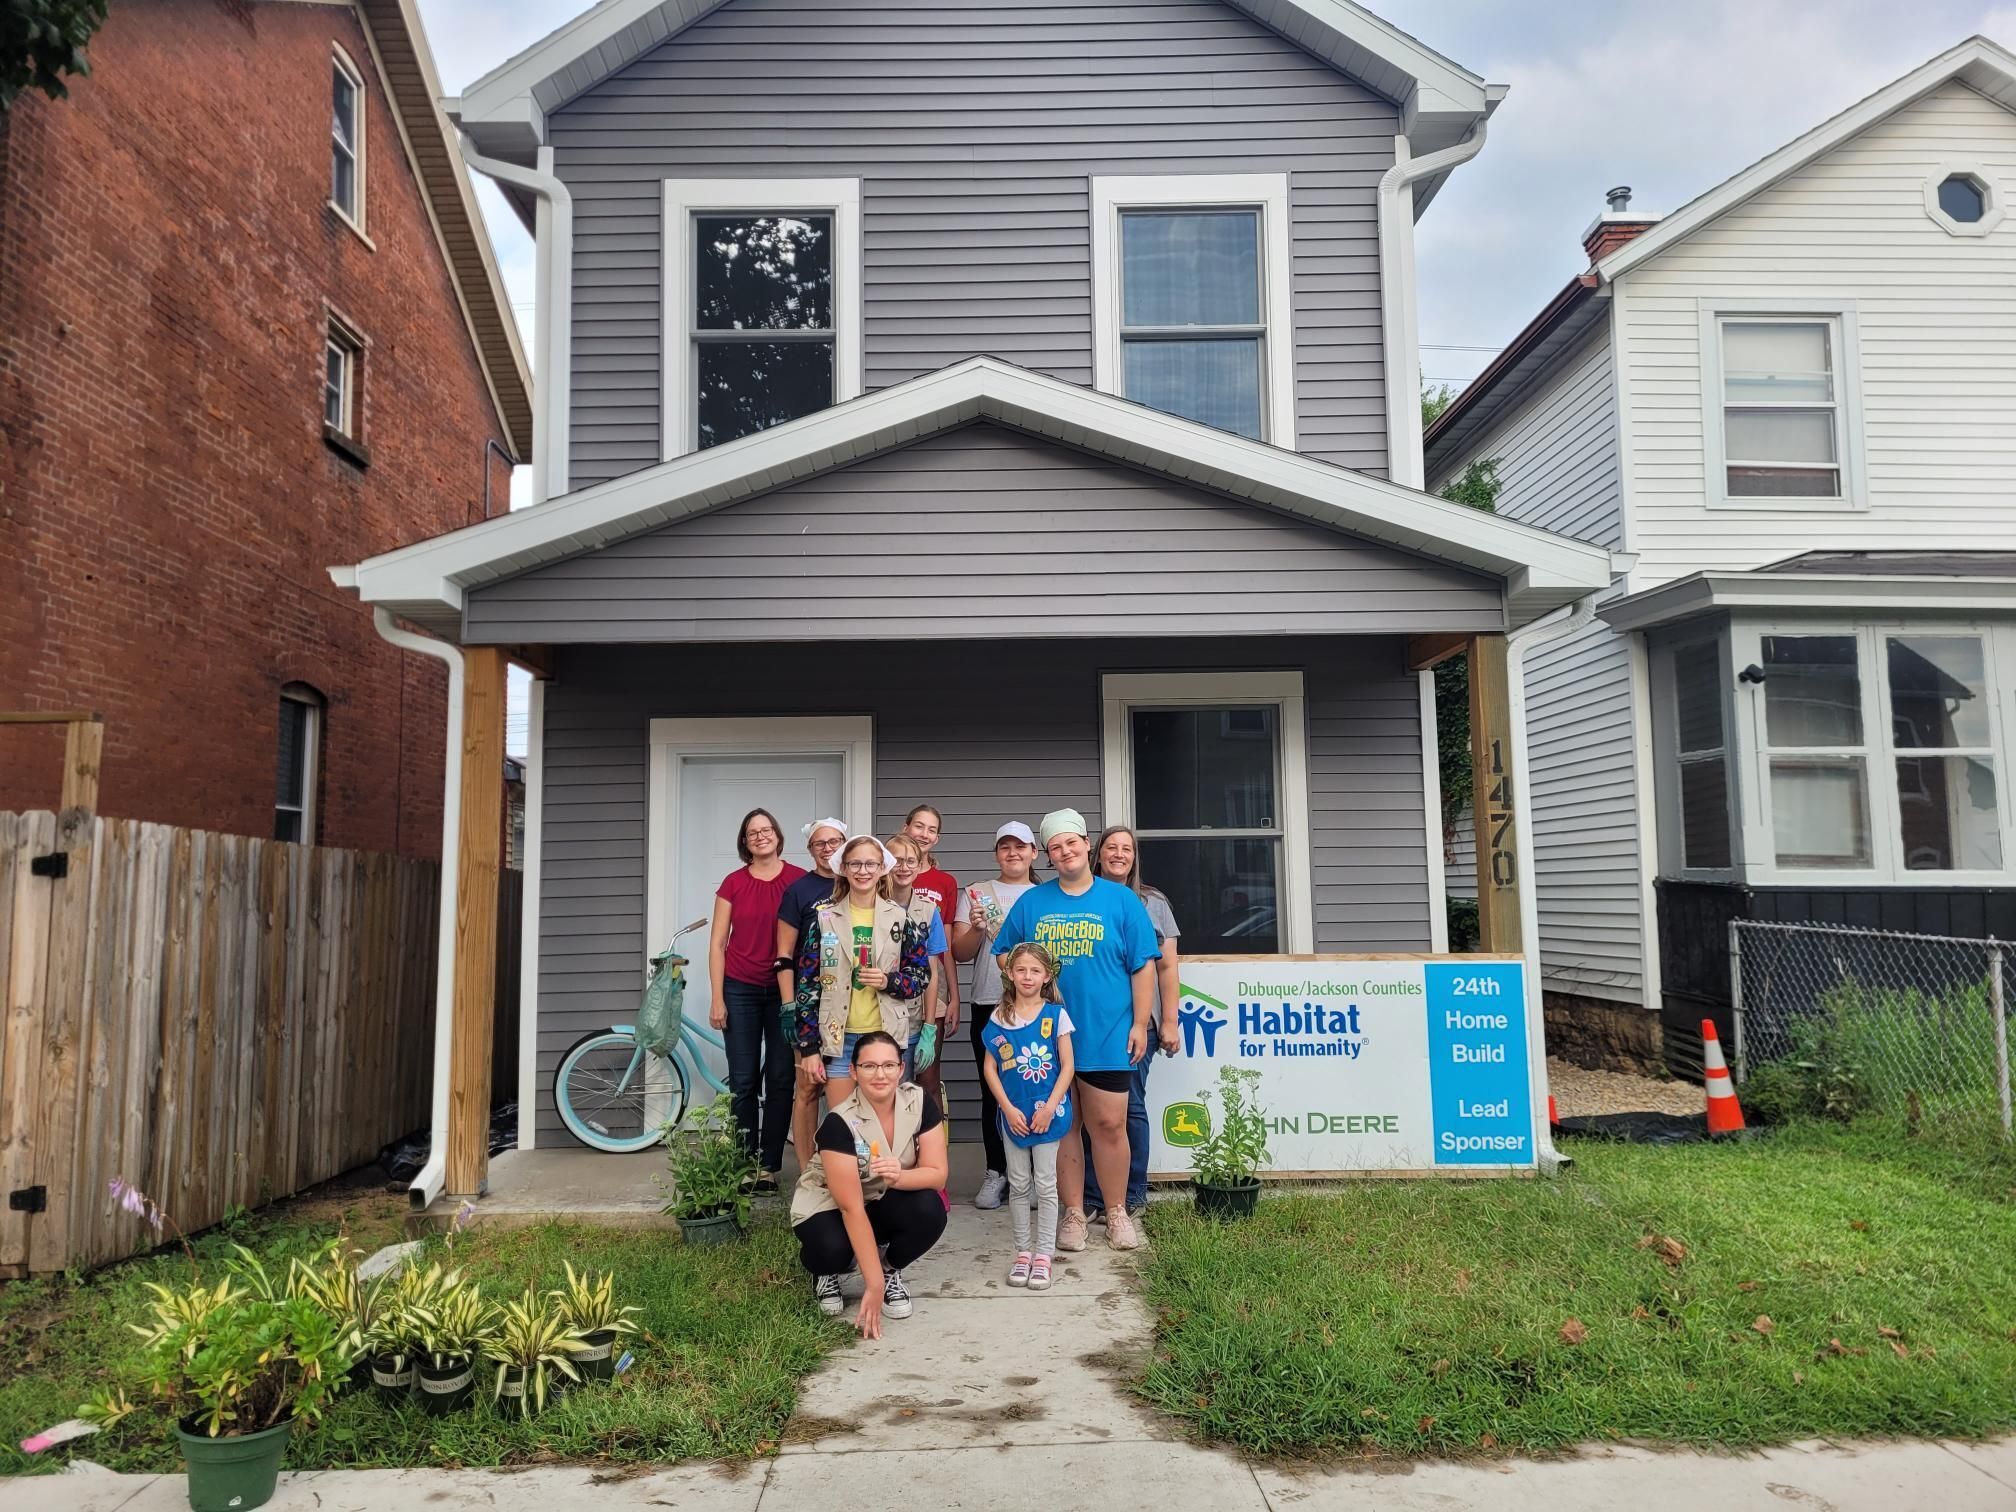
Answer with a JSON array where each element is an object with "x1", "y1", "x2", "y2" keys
[
  {"x1": 790, "y1": 1084, "x2": 930, "y2": 1224},
  {"x1": 983, "y1": 1007, "x2": 1073, "y2": 1149},
  {"x1": 808, "y1": 895, "x2": 917, "y2": 1055}
]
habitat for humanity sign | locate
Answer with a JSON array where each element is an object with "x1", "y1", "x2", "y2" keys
[{"x1": 1148, "y1": 958, "x2": 1536, "y2": 1176}]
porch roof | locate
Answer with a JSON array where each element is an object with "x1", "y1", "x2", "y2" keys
[
  {"x1": 331, "y1": 357, "x2": 1616, "y2": 639},
  {"x1": 1599, "y1": 558, "x2": 2016, "y2": 634}
]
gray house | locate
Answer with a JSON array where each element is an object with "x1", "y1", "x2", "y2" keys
[{"x1": 334, "y1": 0, "x2": 1616, "y2": 1190}]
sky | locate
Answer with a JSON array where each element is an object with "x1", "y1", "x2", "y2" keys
[{"x1": 416, "y1": 0, "x2": 2015, "y2": 743}]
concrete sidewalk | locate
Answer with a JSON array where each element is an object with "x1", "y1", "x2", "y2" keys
[{"x1": 26, "y1": 1197, "x2": 2016, "y2": 1510}]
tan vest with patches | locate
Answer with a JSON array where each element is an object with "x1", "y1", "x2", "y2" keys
[
  {"x1": 807, "y1": 894, "x2": 918, "y2": 1055},
  {"x1": 790, "y1": 1084, "x2": 930, "y2": 1224}
]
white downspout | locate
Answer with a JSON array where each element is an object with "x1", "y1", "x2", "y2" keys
[
  {"x1": 459, "y1": 140, "x2": 571, "y2": 504},
  {"x1": 1378, "y1": 123, "x2": 1488, "y2": 490},
  {"x1": 1506, "y1": 594, "x2": 1597, "y2": 1172},
  {"x1": 371, "y1": 608, "x2": 464, "y2": 1211}
]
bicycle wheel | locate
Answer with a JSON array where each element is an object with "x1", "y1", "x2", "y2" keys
[{"x1": 554, "y1": 1030, "x2": 690, "y2": 1153}]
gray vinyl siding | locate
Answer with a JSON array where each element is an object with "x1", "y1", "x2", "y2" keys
[
  {"x1": 554, "y1": 0, "x2": 1398, "y2": 491},
  {"x1": 467, "y1": 425, "x2": 1502, "y2": 643},
  {"x1": 532, "y1": 634, "x2": 1432, "y2": 1145},
  {"x1": 1432, "y1": 330, "x2": 1644, "y2": 1005}
]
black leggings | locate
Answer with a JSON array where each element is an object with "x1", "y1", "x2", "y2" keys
[
  {"x1": 969, "y1": 1011, "x2": 1008, "y2": 1173},
  {"x1": 794, "y1": 1188, "x2": 947, "y2": 1276}
]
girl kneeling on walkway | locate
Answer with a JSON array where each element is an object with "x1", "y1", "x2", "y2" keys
[
  {"x1": 791, "y1": 1031, "x2": 949, "y2": 1336},
  {"x1": 979, "y1": 944, "x2": 1075, "y2": 1292}
]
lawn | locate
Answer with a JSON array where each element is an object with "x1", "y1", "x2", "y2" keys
[
  {"x1": 0, "y1": 1178, "x2": 842, "y2": 1476},
  {"x1": 1135, "y1": 1122, "x2": 2016, "y2": 1457}
]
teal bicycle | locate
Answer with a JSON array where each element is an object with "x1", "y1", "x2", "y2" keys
[{"x1": 553, "y1": 917, "x2": 735, "y2": 1152}]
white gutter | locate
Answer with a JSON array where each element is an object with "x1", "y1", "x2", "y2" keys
[
  {"x1": 458, "y1": 139, "x2": 571, "y2": 504},
  {"x1": 1378, "y1": 123, "x2": 1488, "y2": 490},
  {"x1": 1505, "y1": 594, "x2": 1597, "y2": 1173},
  {"x1": 370, "y1": 608, "x2": 465, "y2": 1210}
]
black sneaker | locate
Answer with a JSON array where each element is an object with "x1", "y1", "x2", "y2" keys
[
  {"x1": 814, "y1": 1273, "x2": 844, "y2": 1317},
  {"x1": 754, "y1": 1170, "x2": 780, "y2": 1195},
  {"x1": 881, "y1": 1268, "x2": 913, "y2": 1320}
]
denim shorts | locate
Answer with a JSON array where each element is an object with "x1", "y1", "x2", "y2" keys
[{"x1": 825, "y1": 1030, "x2": 915, "y2": 1079}]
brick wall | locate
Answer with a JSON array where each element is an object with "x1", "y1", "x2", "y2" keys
[{"x1": 0, "y1": 0, "x2": 516, "y2": 856}]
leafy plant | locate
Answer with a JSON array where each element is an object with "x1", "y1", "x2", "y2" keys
[
  {"x1": 412, "y1": 1269, "x2": 496, "y2": 1367},
  {"x1": 364, "y1": 1260, "x2": 448, "y2": 1369},
  {"x1": 2, "y1": 0, "x2": 106, "y2": 109},
  {"x1": 661, "y1": 1095, "x2": 756, "y2": 1225},
  {"x1": 115, "y1": 1278, "x2": 348, "y2": 1437},
  {"x1": 1190, "y1": 1066, "x2": 1272, "y2": 1188},
  {"x1": 483, "y1": 1288, "x2": 588, "y2": 1416},
  {"x1": 550, "y1": 1261, "x2": 641, "y2": 1339},
  {"x1": 286, "y1": 1240, "x2": 389, "y2": 1369}
]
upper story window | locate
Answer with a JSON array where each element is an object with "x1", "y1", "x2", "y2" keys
[
  {"x1": 1092, "y1": 175, "x2": 1295, "y2": 448},
  {"x1": 1699, "y1": 303, "x2": 1866, "y2": 510},
  {"x1": 662, "y1": 179, "x2": 861, "y2": 459},
  {"x1": 1924, "y1": 165, "x2": 2004, "y2": 237},
  {"x1": 324, "y1": 317, "x2": 362, "y2": 437},
  {"x1": 331, "y1": 48, "x2": 364, "y2": 228},
  {"x1": 275, "y1": 684, "x2": 324, "y2": 844}
]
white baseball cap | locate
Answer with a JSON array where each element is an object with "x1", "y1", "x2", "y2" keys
[{"x1": 994, "y1": 821, "x2": 1036, "y2": 846}]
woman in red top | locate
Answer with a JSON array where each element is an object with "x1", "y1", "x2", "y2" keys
[{"x1": 709, "y1": 808, "x2": 805, "y2": 1190}]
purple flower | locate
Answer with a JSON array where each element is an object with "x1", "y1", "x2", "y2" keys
[{"x1": 109, "y1": 1177, "x2": 164, "y2": 1231}]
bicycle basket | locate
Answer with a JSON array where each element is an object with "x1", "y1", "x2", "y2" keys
[{"x1": 637, "y1": 946, "x2": 688, "y2": 1058}]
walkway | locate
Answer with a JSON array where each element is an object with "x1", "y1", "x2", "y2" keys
[{"x1": 40, "y1": 1195, "x2": 2016, "y2": 1509}]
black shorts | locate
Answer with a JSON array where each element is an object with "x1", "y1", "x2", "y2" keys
[{"x1": 1077, "y1": 1068, "x2": 1133, "y2": 1095}]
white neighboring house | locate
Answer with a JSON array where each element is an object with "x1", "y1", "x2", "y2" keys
[{"x1": 1426, "y1": 36, "x2": 2016, "y2": 1077}]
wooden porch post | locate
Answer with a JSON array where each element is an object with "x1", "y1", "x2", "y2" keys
[
  {"x1": 447, "y1": 647, "x2": 507, "y2": 1197},
  {"x1": 1467, "y1": 634, "x2": 1524, "y2": 954}
]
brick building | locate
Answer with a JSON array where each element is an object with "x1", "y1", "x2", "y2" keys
[{"x1": 0, "y1": 0, "x2": 531, "y2": 857}]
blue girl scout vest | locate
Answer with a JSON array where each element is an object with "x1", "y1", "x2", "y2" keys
[{"x1": 984, "y1": 1009, "x2": 1073, "y2": 1149}]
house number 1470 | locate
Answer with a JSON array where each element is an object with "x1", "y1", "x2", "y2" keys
[{"x1": 1486, "y1": 737, "x2": 1517, "y2": 888}]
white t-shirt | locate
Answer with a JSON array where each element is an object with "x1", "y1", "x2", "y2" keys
[{"x1": 955, "y1": 877, "x2": 1036, "y2": 1005}]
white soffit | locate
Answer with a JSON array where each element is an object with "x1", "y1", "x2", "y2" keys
[
  {"x1": 335, "y1": 357, "x2": 1614, "y2": 635},
  {"x1": 1598, "y1": 35, "x2": 2016, "y2": 282},
  {"x1": 450, "y1": 0, "x2": 1492, "y2": 163}
]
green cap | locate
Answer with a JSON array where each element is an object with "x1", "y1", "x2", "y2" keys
[{"x1": 1038, "y1": 808, "x2": 1088, "y2": 848}]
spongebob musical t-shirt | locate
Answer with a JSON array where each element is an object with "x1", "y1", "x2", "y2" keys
[
  {"x1": 991, "y1": 878, "x2": 1159, "y2": 1071},
  {"x1": 984, "y1": 1006, "x2": 1075, "y2": 1149}
]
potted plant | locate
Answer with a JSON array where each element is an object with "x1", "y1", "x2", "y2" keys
[
  {"x1": 485, "y1": 1288, "x2": 589, "y2": 1417},
  {"x1": 87, "y1": 1276, "x2": 347, "y2": 1512},
  {"x1": 283, "y1": 1239, "x2": 386, "y2": 1394},
  {"x1": 660, "y1": 1094, "x2": 756, "y2": 1244},
  {"x1": 412, "y1": 1269, "x2": 495, "y2": 1416},
  {"x1": 362, "y1": 1260, "x2": 439, "y2": 1403},
  {"x1": 1190, "y1": 1065, "x2": 1271, "y2": 1220},
  {"x1": 549, "y1": 1261, "x2": 641, "y2": 1382}
]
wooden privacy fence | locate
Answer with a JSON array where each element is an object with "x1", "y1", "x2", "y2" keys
[{"x1": 0, "y1": 811, "x2": 448, "y2": 1276}]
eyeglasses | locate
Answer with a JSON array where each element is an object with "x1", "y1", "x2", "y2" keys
[
  {"x1": 854, "y1": 1060, "x2": 903, "y2": 1073},
  {"x1": 810, "y1": 837, "x2": 843, "y2": 850},
  {"x1": 842, "y1": 860, "x2": 882, "y2": 872}
]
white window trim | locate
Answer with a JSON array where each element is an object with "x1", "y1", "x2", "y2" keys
[
  {"x1": 277, "y1": 687, "x2": 322, "y2": 845},
  {"x1": 1089, "y1": 173, "x2": 1296, "y2": 450},
  {"x1": 330, "y1": 44, "x2": 367, "y2": 237},
  {"x1": 643, "y1": 715, "x2": 874, "y2": 971},
  {"x1": 324, "y1": 313, "x2": 364, "y2": 438},
  {"x1": 1923, "y1": 160, "x2": 2005, "y2": 238},
  {"x1": 1728, "y1": 618, "x2": 2016, "y2": 888},
  {"x1": 1098, "y1": 670, "x2": 1314, "y2": 953},
  {"x1": 1698, "y1": 298, "x2": 1867, "y2": 512},
  {"x1": 660, "y1": 178, "x2": 862, "y2": 462},
  {"x1": 1650, "y1": 631, "x2": 1742, "y2": 884}
]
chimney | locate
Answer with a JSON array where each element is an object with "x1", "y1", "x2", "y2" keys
[{"x1": 1582, "y1": 185, "x2": 1660, "y2": 264}]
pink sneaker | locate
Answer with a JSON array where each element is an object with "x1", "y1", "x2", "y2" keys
[
  {"x1": 1007, "y1": 1251, "x2": 1033, "y2": 1287},
  {"x1": 1106, "y1": 1210, "x2": 1142, "y2": 1251},
  {"x1": 1027, "y1": 1254, "x2": 1053, "y2": 1291},
  {"x1": 938, "y1": 1188, "x2": 951, "y2": 1213}
]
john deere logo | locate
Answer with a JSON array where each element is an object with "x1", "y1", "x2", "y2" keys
[{"x1": 1163, "y1": 1101, "x2": 1211, "y2": 1147}]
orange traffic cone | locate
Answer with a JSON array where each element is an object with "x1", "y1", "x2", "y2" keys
[
  {"x1": 1701, "y1": 1019, "x2": 1746, "y2": 1136},
  {"x1": 1547, "y1": 1095, "x2": 1560, "y2": 1127}
]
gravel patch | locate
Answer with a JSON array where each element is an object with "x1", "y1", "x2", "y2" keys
[{"x1": 1546, "y1": 1057, "x2": 1702, "y2": 1118}]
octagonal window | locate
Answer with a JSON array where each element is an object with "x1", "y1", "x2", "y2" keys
[{"x1": 1939, "y1": 173, "x2": 1987, "y2": 224}]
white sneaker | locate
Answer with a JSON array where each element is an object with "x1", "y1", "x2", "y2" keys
[
  {"x1": 882, "y1": 1268, "x2": 914, "y2": 1320},
  {"x1": 813, "y1": 1273, "x2": 844, "y2": 1317},
  {"x1": 974, "y1": 1170, "x2": 1008, "y2": 1209}
]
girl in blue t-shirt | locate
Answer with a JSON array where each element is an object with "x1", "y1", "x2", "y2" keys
[{"x1": 980, "y1": 944, "x2": 1075, "y2": 1291}]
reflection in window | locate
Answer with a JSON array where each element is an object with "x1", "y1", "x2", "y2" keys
[
  {"x1": 1762, "y1": 636, "x2": 1869, "y2": 868},
  {"x1": 1118, "y1": 210, "x2": 1264, "y2": 439},
  {"x1": 1720, "y1": 319, "x2": 1842, "y2": 498},
  {"x1": 1672, "y1": 640, "x2": 1731, "y2": 869},
  {"x1": 331, "y1": 57, "x2": 361, "y2": 221},
  {"x1": 692, "y1": 214, "x2": 834, "y2": 449},
  {"x1": 275, "y1": 686, "x2": 323, "y2": 844},
  {"x1": 1140, "y1": 836, "x2": 1279, "y2": 955},
  {"x1": 1889, "y1": 635, "x2": 2001, "y2": 870}
]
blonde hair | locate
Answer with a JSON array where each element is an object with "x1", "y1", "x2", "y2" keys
[
  {"x1": 998, "y1": 942, "x2": 1062, "y2": 1006},
  {"x1": 828, "y1": 835, "x2": 887, "y2": 903},
  {"x1": 881, "y1": 833, "x2": 924, "y2": 903}
]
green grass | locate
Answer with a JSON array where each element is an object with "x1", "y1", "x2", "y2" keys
[
  {"x1": 1136, "y1": 1123, "x2": 2016, "y2": 1458},
  {"x1": 0, "y1": 1183, "x2": 842, "y2": 1476}
]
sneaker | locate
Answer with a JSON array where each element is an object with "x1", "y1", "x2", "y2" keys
[
  {"x1": 1106, "y1": 1211, "x2": 1142, "y2": 1251},
  {"x1": 1027, "y1": 1255, "x2": 1053, "y2": 1291},
  {"x1": 1057, "y1": 1207, "x2": 1088, "y2": 1253},
  {"x1": 813, "y1": 1273, "x2": 844, "y2": 1317},
  {"x1": 1086, "y1": 1206, "x2": 1106, "y2": 1226},
  {"x1": 974, "y1": 1170, "x2": 1008, "y2": 1209},
  {"x1": 754, "y1": 1170, "x2": 780, "y2": 1195},
  {"x1": 1007, "y1": 1251, "x2": 1033, "y2": 1287},
  {"x1": 882, "y1": 1268, "x2": 914, "y2": 1320},
  {"x1": 939, "y1": 1188, "x2": 951, "y2": 1214}
]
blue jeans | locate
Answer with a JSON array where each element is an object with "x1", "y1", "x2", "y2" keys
[
  {"x1": 1082, "y1": 1053, "x2": 1152, "y2": 1214},
  {"x1": 722, "y1": 977, "x2": 793, "y2": 1172}
]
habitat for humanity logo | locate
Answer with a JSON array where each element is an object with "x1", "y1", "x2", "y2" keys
[{"x1": 1177, "y1": 984, "x2": 1229, "y2": 1058}]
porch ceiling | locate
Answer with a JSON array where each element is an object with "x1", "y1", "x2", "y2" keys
[{"x1": 332, "y1": 357, "x2": 1617, "y2": 640}]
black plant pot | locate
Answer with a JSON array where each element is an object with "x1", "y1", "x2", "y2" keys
[
  {"x1": 369, "y1": 1352, "x2": 414, "y2": 1404},
  {"x1": 1194, "y1": 1178, "x2": 1261, "y2": 1220},
  {"x1": 573, "y1": 1328, "x2": 619, "y2": 1382},
  {"x1": 416, "y1": 1356, "x2": 476, "y2": 1416},
  {"x1": 494, "y1": 1364, "x2": 546, "y2": 1417}
]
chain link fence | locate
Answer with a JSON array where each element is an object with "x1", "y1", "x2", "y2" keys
[{"x1": 1730, "y1": 920, "x2": 2012, "y2": 1140}]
